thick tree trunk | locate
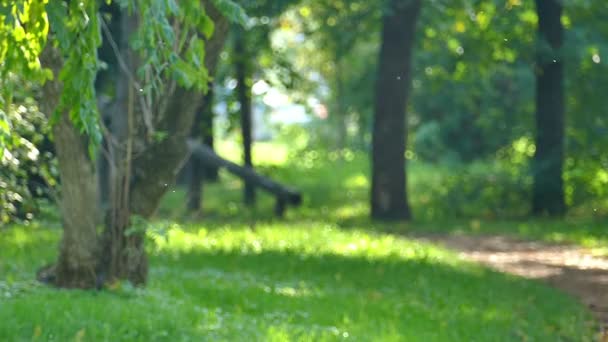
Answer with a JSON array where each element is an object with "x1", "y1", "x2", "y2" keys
[
  {"x1": 234, "y1": 27, "x2": 256, "y2": 205},
  {"x1": 39, "y1": 47, "x2": 99, "y2": 288},
  {"x1": 98, "y1": 2, "x2": 230, "y2": 285},
  {"x1": 110, "y1": 3, "x2": 229, "y2": 285},
  {"x1": 38, "y1": 1, "x2": 229, "y2": 289},
  {"x1": 370, "y1": 0, "x2": 421, "y2": 221},
  {"x1": 532, "y1": 0, "x2": 566, "y2": 216},
  {"x1": 96, "y1": 9, "x2": 146, "y2": 285},
  {"x1": 52, "y1": 114, "x2": 100, "y2": 288}
]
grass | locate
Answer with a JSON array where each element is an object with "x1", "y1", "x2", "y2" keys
[
  {"x1": 0, "y1": 223, "x2": 597, "y2": 341},
  {"x1": 169, "y1": 141, "x2": 608, "y2": 254},
  {"x1": 0, "y1": 140, "x2": 605, "y2": 340}
]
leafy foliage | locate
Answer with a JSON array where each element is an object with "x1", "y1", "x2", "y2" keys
[
  {"x1": 1, "y1": 0, "x2": 247, "y2": 156},
  {"x1": 117, "y1": 0, "x2": 216, "y2": 93},
  {"x1": 0, "y1": 80, "x2": 57, "y2": 225},
  {"x1": 0, "y1": 0, "x2": 52, "y2": 159},
  {"x1": 46, "y1": 0, "x2": 103, "y2": 153},
  {"x1": 0, "y1": 0, "x2": 248, "y2": 223},
  {"x1": 0, "y1": 1, "x2": 51, "y2": 84}
]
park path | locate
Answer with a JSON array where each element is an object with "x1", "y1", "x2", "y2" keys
[{"x1": 414, "y1": 233, "x2": 608, "y2": 337}]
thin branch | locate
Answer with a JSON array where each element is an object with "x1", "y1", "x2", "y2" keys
[{"x1": 99, "y1": 14, "x2": 155, "y2": 137}]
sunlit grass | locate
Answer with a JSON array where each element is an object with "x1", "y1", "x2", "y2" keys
[
  {"x1": 152, "y1": 224, "x2": 451, "y2": 261},
  {"x1": 0, "y1": 223, "x2": 597, "y2": 341}
]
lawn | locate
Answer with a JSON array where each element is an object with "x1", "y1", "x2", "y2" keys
[
  {"x1": 172, "y1": 141, "x2": 608, "y2": 254},
  {"x1": 0, "y1": 141, "x2": 604, "y2": 340},
  {"x1": 0, "y1": 223, "x2": 596, "y2": 341}
]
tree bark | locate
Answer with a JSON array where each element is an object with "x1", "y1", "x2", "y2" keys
[
  {"x1": 39, "y1": 46, "x2": 99, "y2": 288},
  {"x1": 201, "y1": 92, "x2": 218, "y2": 182},
  {"x1": 97, "y1": 3, "x2": 230, "y2": 285},
  {"x1": 532, "y1": 0, "x2": 566, "y2": 216},
  {"x1": 187, "y1": 88, "x2": 215, "y2": 212},
  {"x1": 234, "y1": 26, "x2": 256, "y2": 205},
  {"x1": 37, "y1": 1, "x2": 230, "y2": 289},
  {"x1": 370, "y1": 0, "x2": 421, "y2": 221}
]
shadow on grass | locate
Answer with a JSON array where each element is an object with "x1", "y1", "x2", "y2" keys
[{"x1": 146, "y1": 246, "x2": 594, "y2": 341}]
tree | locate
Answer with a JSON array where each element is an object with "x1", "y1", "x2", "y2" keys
[
  {"x1": 1, "y1": 0, "x2": 242, "y2": 288},
  {"x1": 39, "y1": 47, "x2": 100, "y2": 287},
  {"x1": 532, "y1": 0, "x2": 566, "y2": 216},
  {"x1": 186, "y1": 88, "x2": 217, "y2": 213},
  {"x1": 93, "y1": 1, "x2": 232, "y2": 286},
  {"x1": 228, "y1": 0, "x2": 297, "y2": 205},
  {"x1": 291, "y1": 0, "x2": 381, "y2": 150},
  {"x1": 370, "y1": 0, "x2": 421, "y2": 221},
  {"x1": 234, "y1": 26, "x2": 256, "y2": 205}
]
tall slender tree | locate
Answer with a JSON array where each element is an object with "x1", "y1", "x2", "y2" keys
[
  {"x1": 370, "y1": 0, "x2": 421, "y2": 220},
  {"x1": 187, "y1": 88, "x2": 216, "y2": 212},
  {"x1": 234, "y1": 26, "x2": 256, "y2": 205},
  {"x1": 532, "y1": 0, "x2": 566, "y2": 216}
]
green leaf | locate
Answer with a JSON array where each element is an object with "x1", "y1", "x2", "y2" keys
[
  {"x1": 210, "y1": 0, "x2": 248, "y2": 25},
  {"x1": 199, "y1": 11, "x2": 215, "y2": 39}
]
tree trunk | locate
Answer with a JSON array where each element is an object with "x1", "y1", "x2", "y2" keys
[
  {"x1": 532, "y1": 0, "x2": 566, "y2": 216},
  {"x1": 38, "y1": 1, "x2": 229, "y2": 289},
  {"x1": 234, "y1": 26, "x2": 256, "y2": 205},
  {"x1": 334, "y1": 60, "x2": 348, "y2": 150},
  {"x1": 201, "y1": 91, "x2": 218, "y2": 182},
  {"x1": 39, "y1": 46, "x2": 99, "y2": 288},
  {"x1": 187, "y1": 88, "x2": 215, "y2": 212},
  {"x1": 97, "y1": 3, "x2": 230, "y2": 285},
  {"x1": 370, "y1": 0, "x2": 421, "y2": 221},
  {"x1": 95, "y1": 9, "x2": 147, "y2": 285}
]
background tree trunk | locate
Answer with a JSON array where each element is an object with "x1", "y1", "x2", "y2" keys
[
  {"x1": 532, "y1": 0, "x2": 566, "y2": 216},
  {"x1": 370, "y1": 0, "x2": 421, "y2": 221},
  {"x1": 234, "y1": 26, "x2": 256, "y2": 206},
  {"x1": 187, "y1": 88, "x2": 216, "y2": 212},
  {"x1": 201, "y1": 93, "x2": 218, "y2": 182}
]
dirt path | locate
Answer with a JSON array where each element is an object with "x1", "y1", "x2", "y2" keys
[{"x1": 415, "y1": 233, "x2": 608, "y2": 336}]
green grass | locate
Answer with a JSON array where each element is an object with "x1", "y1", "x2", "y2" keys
[
  {"x1": 0, "y1": 223, "x2": 597, "y2": 341},
  {"x1": 411, "y1": 217, "x2": 608, "y2": 256},
  {"x1": 192, "y1": 141, "x2": 607, "y2": 254},
  {"x1": 0, "y1": 140, "x2": 605, "y2": 340}
]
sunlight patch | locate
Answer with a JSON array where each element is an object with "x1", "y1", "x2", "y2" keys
[
  {"x1": 344, "y1": 173, "x2": 369, "y2": 188},
  {"x1": 151, "y1": 224, "x2": 452, "y2": 265}
]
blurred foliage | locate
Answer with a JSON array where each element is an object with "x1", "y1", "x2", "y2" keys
[
  {"x1": 1, "y1": 0, "x2": 607, "y2": 222},
  {"x1": 0, "y1": 78, "x2": 57, "y2": 225},
  {"x1": 271, "y1": 0, "x2": 608, "y2": 212},
  {"x1": 213, "y1": 0, "x2": 301, "y2": 135},
  {"x1": 283, "y1": 0, "x2": 608, "y2": 162},
  {"x1": 158, "y1": 138, "x2": 607, "y2": 257},
  {"x1": 174, "y1": 137, "x2": 607, "y2": 225}
]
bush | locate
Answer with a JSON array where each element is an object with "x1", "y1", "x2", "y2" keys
[{"x1": 1, "y1": 89, "x2": 57, "y2": 225}]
